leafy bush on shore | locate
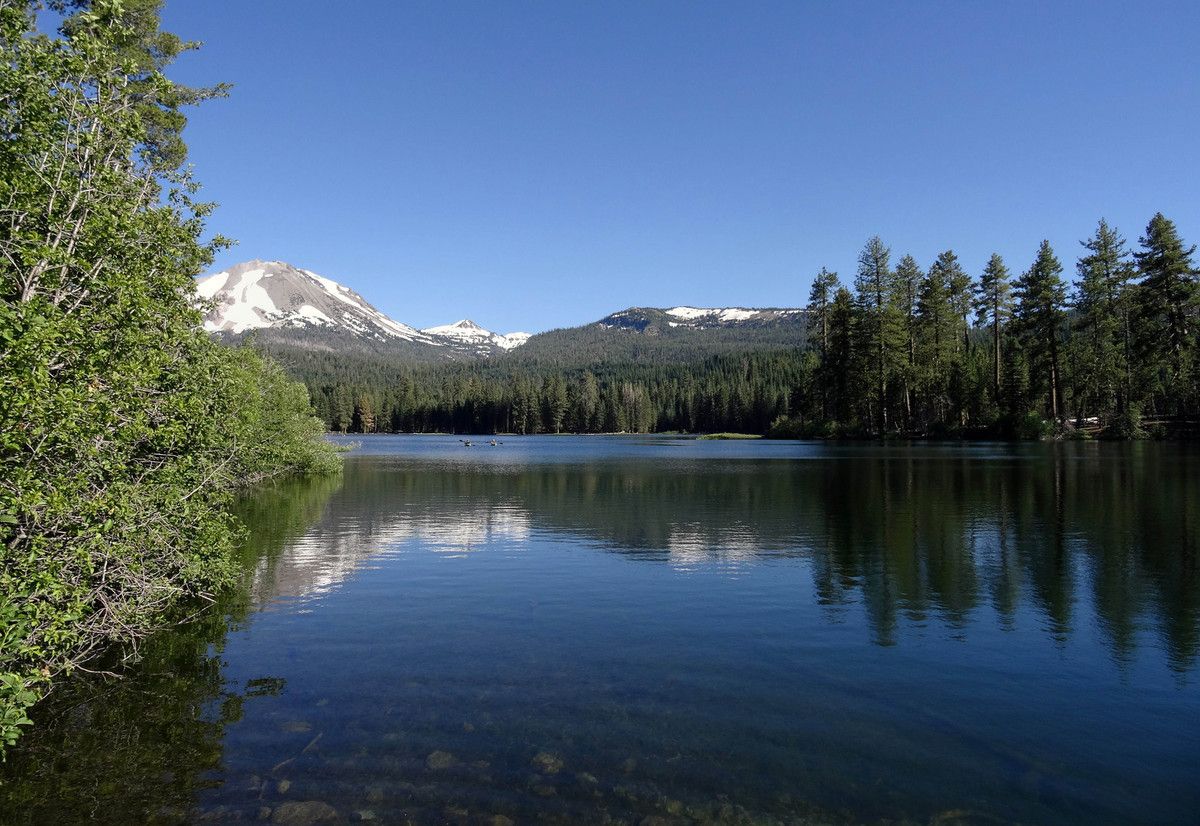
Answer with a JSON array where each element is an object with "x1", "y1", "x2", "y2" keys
[{"x1": 0, "y1": 0, "x2": 338, "y2": 753}]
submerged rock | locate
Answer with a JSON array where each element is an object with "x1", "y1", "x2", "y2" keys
[
  {"x1": 425, "y1": 750, "x2": 457, "y2": 770},
  {"x1": 270, "y1": 800, "x2": 338, "y2": 825},
  {"x1": 638, "y1": 817, "x2": 672, "y2": 826},
  {"x1": 489, "y1": 816, "x2": 515, "y2": 826},
  {"x1": 193, "y1": 806, "x2": 244, "y2": 822},
  {"x1": 531, "y1": 751, "x2": 564, "y2": 774}
]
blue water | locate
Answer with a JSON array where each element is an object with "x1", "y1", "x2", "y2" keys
[{"x1": 3, "y1": 436, "x2": 1198, "y2": 825}]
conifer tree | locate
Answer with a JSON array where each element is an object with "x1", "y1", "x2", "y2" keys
[
  {"x1": 916, "y1": 252, "x2": 956, "y2": 425},
  {"x1": 1134, "y1": 213, "x2": 1198, "y2": 414},
  {"x1": 352, "y1": 394, "x2": 376, "y2": 433},
  {"x1": 853, "y1": 237, "x2": 902, "y2": 433},
  {"x1": 974, "y1": 253, "x2": 1014, "y2": 405},
  {"x1": 807, "y1": 267, "x2": 840, "y2": 362},
  {"x1": 894, "y1": 255, "x2": 922, "y2": 428},
  {"x1": 578, "y1": 371, "x2": 601, "y2": 431},
  {"x1": 1013, "y1": 241, "x2": 1068, "y2": 421},
  {"x1": 936, "y1": 251, "x2": 973, "y2": 425},
  {"x1": 807, "y1": 267, "x2": 840, "y2": 418},
  {"x1": 543, "y1": 374, "x2": 569, "y2": 433},
  {"x1": 940, "y1": 251, "x2": 974, "y2": 356},
  {"x1": 827, "y1": 287, "x2": 856, "y2": 426},
  {"x1": 1071, "y1": 220, "x2": 1133, "y2": 420},
  {"x1": 330, "y1": 384, "x2": 354, "y2": 432}
]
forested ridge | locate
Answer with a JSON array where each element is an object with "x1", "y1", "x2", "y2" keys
[
  {"x1": 0, "y1": 1, "x2": 338, "y2": 753},
  {"x1": 279, "y1": 217, "x2": 1198, "y2": 439}
]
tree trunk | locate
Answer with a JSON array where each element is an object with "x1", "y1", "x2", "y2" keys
[
  {"x1": 992, "y1": 315, "x2": 1002, "y2": 401},
  {"x1": 1049, "y1": 330, "x2": 1061, "y2": 422}
]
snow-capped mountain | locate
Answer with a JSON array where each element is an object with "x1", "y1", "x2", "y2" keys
[
  {"x1": 195, "y1": 260, "x2": 807, "y2": 366},
  {"x1": 196, "y1": 260, "x2": 431, "y2": 341},
  {"x1": 194, "y1": 260, "x2": 529, "y2": 356},
  {"x1": 420, "y1": 319, "x2": 531, "y2": 354},
  {"x1": 510, "y1": 304, "x2": 808, "y2": 366},
  {"x1": 598, "y1": 305, "x2": 805, "y2": 331}
]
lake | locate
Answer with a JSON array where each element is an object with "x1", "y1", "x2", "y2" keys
[{"x1": 2, "y1": 436, "x2": 1197, "y2": 825}]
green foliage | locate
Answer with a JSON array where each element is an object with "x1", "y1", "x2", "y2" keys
[
  {"x1": 916, "y1": 251, "x2": 959, "y2": 424},
  {"x1": 807, "y1": 266, "x2": 841, "y2": 420},
  {"x1": 257, "y1": 223, "x2": 1199, "y2": 443},
  {"x1": 0, "y1": 0, "x2": 337, "y2": 754},
  {"x1": 1134, "y1": 213, "x2": 1199, "y2": 413},
  {"x1": 1068, "y1": 220, "x2": 1134, "y2": 424},
  {"x1": 853, "y1": 236, "x2": 906, "y2": 432},
  {"x1": 1013, "y1": 241, "x2": 1068, "y2": 420},
  {"x1": 974, "y1": 252, "x2": 1013, "y2": 413}
]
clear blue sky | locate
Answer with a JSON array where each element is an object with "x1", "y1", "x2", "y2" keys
[{"x1": 163, "y1": 1, "x2": 1199, "y2": 334}]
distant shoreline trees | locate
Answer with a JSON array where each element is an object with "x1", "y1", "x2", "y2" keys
[{"x1": 290, "y1": 214, "x2": 1197, "y2": 440}]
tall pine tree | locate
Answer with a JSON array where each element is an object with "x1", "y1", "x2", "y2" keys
[
  {"x1": 1071, "y1": 220, "x2": 1133, "y2": 420},
  {"x1": 974, "y1": 253, "x2": 1013, "y2": 408},
  {"x1": 853, "y1": 237, "x2": 903, "y2": 433},
  {"x1": 916, "y1": 251, "x2": 957, "y2": 426},
  {"x1": 807, "y1": 267, "x2": 840, "y2": 419},
  {"x1": 1134, "y1": 213, "x2": 1198, "y2": 415},
  {"x1": 894, "y1": 255, "x2": 923, "y2": 428},
  {"x1": 1013, "y1": 241, "x2": 1068, "y2": 422}
]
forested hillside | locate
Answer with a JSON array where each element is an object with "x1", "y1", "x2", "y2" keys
[
  {"x1": 508, "y1": 306, "x2": 807, "y2": 367},
  {"x1": 270, "y1": 218, "x2": 1197, "y2": 439},
  {"x1": 0, "y1": 0, "x2": 338, "y2": 752}
]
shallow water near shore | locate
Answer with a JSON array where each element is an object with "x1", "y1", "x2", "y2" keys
[{"x1": 3, "y1": 436, "x2": 1198, "y2": 825}]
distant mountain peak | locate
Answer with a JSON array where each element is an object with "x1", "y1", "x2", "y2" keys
[
  {"x1": 599, "y1": 305, "x2": 805, "y2": 332},
  {"x1": 195, "y1": 260, "x2": 530, "y2": 356},
  {"x1": 421, "y1": 318, "x2": 531, "y2": 352},
  {"x1": 195, "y1": 260, "x2": 428, "y2": 342}
]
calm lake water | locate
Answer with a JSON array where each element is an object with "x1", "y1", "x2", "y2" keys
[{"x1": 2, "y1": 436, "x2": 1198, "y2": 825}]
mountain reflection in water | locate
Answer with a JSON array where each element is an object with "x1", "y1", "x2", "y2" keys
[
  {"x1": 290, "y1": 447, "x2": 1196, "y2": 668},
  {"x1": 2, "y1": 437, "x2": 1196, "y2": 826}
]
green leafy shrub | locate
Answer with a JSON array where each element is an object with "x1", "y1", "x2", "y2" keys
[{"x1": 0, "y1": 0, "x2": 338, "y2": 754}]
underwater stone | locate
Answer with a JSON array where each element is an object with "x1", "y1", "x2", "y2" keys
[
  {"x1": 425, "y1": 750, "x2": 457, "y2": 770},
  {"x1": 270, "y1": 800, "x2": 338, "y2": 825},
  {"x1": 531, "y1": 751, "x2": 564, "y2": 774}
]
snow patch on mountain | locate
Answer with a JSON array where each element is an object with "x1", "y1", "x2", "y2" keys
[
  {"x1": 195, "y1": 259, "x2": 431, "y2": 342},
  {"x1": 667, "y1": 307, "x2": 765, "y2": 322},
  {"x1": 421, "y1": 319, "x2": 531, "y2": 353},
  {"x1": 196, "y1": 260, "x2": 531, "y2": 354},
  {"x1": 599, "y1": 306, "x2": 806, "y2": 331}
]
